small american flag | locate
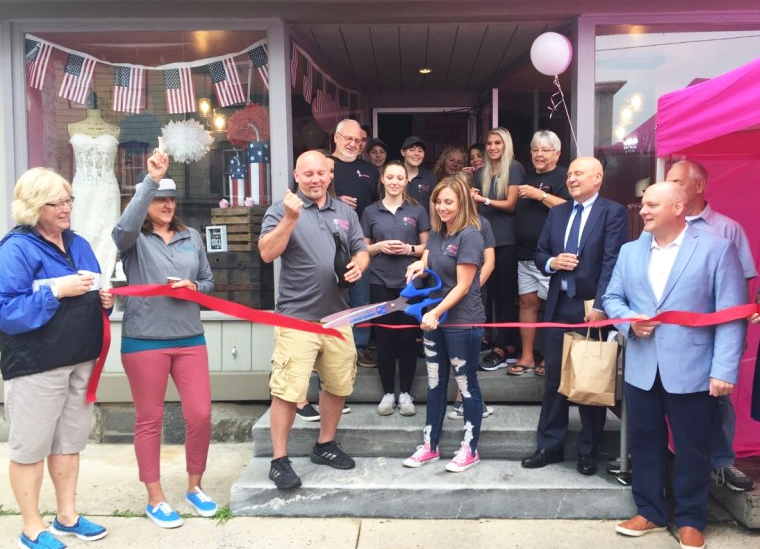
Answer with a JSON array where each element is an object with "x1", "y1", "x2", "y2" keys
[
  {"x1": 228, "y1": 155, "x2": 248, "y2": 207},
  {"x1": 164, "y1": 67, "x2": 196, "y2": 115},
  {"x1": 25, "y1": 39, "x2": 52, "y2": 90},
  {"x1": 248, "y1": 141, "x2": 271, "y2": 206},
  {"x1": 248, "y1": 44, "x2": 269, "y2": 90},
  {"x1": 112, "y1": 66, "x2": 145, "y2": 113},
  {"x1": 313, "y1": 72, "x2": 325, "y2": 114},
  {"x1": 289, "y1": 42, "x2": 299, "y2": 87},
  {"x1": 302, "y1": 59, "x2": 313, "y2": 104},
  {"x1": 209, "y1": 57, "x2": 245, "y2": 108},
  {"x1": 59, "y1": 53, "x2": 96, "y2": 105}
]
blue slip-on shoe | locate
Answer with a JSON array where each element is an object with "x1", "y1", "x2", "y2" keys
[
  {"x1": 49, "y1": 516, "x2": 107, "y2": 541},
  {"x1": 185, "y1": 487, "x2": 219, "y2": 517},
  {"x1": 19, "y1": 531, "x2": 66, "y2": 549},
  {"x1": 145, "y1": 502, "x2": 184, "y2": 529}
]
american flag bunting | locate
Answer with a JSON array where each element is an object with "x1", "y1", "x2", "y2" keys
[
  {"x1": 302, "y1": 59, "x2": 313, "y2": 104},
  {"x1": 313, "y1": 72, "x2": 325, "y2": 114},
  {"x1": 59, "y1": 53, "x2": 96, "y2": 104},
  {"x1": 25, "y1": 39, "x2": 52, "y2": 90},
  {"x1": 112, "y1": 66, "x2": 145, "y2": 113},
  {"x1": 164, "y1": 67, "x2": 196, "y2": 114},
  {"x1": 290, "y1": 42, "x2": 299, "y2": 86},
  {"x1": 209, "y1": 57, "x2": 245, "y2": 107},
  {"x1": 248, "y1": 44, "x2": 269, "y2": 90}
]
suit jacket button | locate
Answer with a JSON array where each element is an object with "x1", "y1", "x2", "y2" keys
[{"x1": 655, "y1": 309, "x2": 661, "y2": 314}]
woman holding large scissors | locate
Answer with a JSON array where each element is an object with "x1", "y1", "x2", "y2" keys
[
  {"x1": 361, "y1": 161, "x2": 430, "y2": 417},
  {"x1": 402, "y1": 173, "x2": 485, "y2": 472}
]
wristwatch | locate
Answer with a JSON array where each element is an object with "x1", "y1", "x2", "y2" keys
[{"x1": 541, "y1": 192, "x2": 548, "y2": 202}]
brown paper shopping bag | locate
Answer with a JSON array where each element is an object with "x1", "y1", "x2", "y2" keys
[{"x1": 559, "y1": 328, "x2": 619, "y2": 407}]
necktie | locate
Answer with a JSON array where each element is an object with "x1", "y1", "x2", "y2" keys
[{"x1": 564, "y1": 203, "x2": 584, "y2": 298}]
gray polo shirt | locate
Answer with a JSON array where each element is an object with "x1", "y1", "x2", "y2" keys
[
  {"x1": 361, "y1": 200, "x2": 431, "y2": 289},
  {"x1": 426, "y1": 226, "x2": 485, "y2": 326},
  {"x1": 261, "y1": 190, "x2": 367, "y2": 321},
  {"x1": 407, "y1": 168, "x2": 438, "y2": 213},
  {"x1": 474, "y1": 161, "x2": 525, "y2": 247}
]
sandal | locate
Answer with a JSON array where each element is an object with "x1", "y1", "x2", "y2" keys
[
  {"x1": 506, "y1": 363, "x2": 534, "y2": 376},
  {"x1": 533, "y1": 361, "x2": 545, "y2": 376}
]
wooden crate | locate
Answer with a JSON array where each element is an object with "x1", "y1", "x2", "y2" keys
[
  {"x1": 210, "y1": 207, "x2": 266, "y2": 252},
  {"x1": 208, "y1": 251, "x2": 274, "y2": 310}
]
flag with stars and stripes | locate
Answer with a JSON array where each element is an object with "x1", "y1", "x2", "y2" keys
[
  {"x1": 59, "y1": 53, "x2": 96, "y2": 104},
  {"x1": 164, "y1": 67, "x2": 196, "y2": 114},
  {"x1": 313, "y1": 72, "x2": 325, "y2": 114},
  {"x1": 112, "y1": 66, "x2": 145, "y2": 113},
  {"x1": 25, "y1": 39, "x2": 52, "y2": 90},
  {"x1": 209, "y1": 57, "x2": 245, "y2": 107},
  {"x1": 302, "y1": 59, "x2": 313, "y2": 104},
  {"x1": 247, "y1": 141, "x2": 271, "y2": 206},
  {"x1": 248, "y1": 44, "x2": 269, "y2": 90},
  {"x1": 228, "y1": 155, "x2": 249, "y2": 207},
  {"x1": 289, "y1": 42, "x2": 299, "y2": 87}
]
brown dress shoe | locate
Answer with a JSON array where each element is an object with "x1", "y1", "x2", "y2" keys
[
  {"x1": 679, "y1": 526, "x2": 705, "y2": 549},
  {"x1": 615, "y1": 514, "x2": 667, "y2": 537}
]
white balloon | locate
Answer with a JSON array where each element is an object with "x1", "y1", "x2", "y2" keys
[{"x1": 530, "y1": 32, "x2": 573, "y2": 76}]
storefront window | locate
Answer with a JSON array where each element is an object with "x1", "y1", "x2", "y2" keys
[
  {"x1": 25, "y1": 30, "x2": 274, "y2": 309},
  {"x1": 594, "y1": 27, "x2": 760, "y2": 215}
]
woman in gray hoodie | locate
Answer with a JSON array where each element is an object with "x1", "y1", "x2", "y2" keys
[{"x1": 111, "y1": 150, "x2": 217, "y2": 529}]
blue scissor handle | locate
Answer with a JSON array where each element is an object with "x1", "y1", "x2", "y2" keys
[{"x1": 400, "y1": 269, "x2": 448, "y2": 323}]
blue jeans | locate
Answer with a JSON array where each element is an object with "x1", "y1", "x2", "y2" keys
[
  {"x1": 423, "y1": 327, "x2": 484, "y2": 453},
  {"x1": 709, "y1": 394, "x2": 736, "y2": 468},
  {"x1": 349, "y1": 276, "x2": 370, "y2": 348}
]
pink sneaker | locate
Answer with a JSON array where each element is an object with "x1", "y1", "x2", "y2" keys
[
  {"x1": 445, "y1": 442, "x2": 480, "y2": 472},
  {"x1": 403, "y1": 444, "x2": 440, "y2": 468}
]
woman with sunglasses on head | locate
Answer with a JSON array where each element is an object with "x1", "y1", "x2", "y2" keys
[
  {"x1": 361, "y1": 161, "x2": 430, "y2": 417},
  {"x1": 403, "y1": 173, "x2": 485, "y2": 473}
]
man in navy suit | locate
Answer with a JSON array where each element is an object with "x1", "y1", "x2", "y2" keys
[
  {"x1": 520, "y1": 156, "x2": 628, "y2": 476},
  {"x1": 604, "y1": 182, "x2": 746, "y2": 549}
]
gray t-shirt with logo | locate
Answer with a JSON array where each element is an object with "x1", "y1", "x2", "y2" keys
[{"x1": 261, "y1": 190, "x2": 367, "y2": 321}]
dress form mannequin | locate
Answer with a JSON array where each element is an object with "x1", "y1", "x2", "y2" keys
[{"x1": 68, "y1": 104, "x2": 121, "y2": 287}]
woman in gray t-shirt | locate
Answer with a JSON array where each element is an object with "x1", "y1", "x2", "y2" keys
[{"x1": 402, "y1": 174, "x2": 485, "y2": 473}]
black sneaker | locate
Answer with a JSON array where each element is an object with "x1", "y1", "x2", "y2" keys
[
  {"x1": 357, "y1": 347, "x2": 377, "y2": 368},
  {"x1": 479, "y1": 350, "x2": 507, "y2": 371},
  {"x1": 310, "y1": 441, "x2": 355, "y2": 469},
  {"x1": 296, "y1": 403, "x2": 320, "y2": 421},
  {"x1": 269, "y1": 456, "x2": 302, "y2": 490},
  {"x1": 712, "y1": 466, "x2": 755, "y2": 491}
]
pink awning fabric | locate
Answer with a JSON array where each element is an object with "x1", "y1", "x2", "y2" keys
[
  {"x1": 656, "y1": 57, "x2": 760, "y2": 457},
  {"x1": 657, "y1": 56, "x2": 760, "y2": 159}
]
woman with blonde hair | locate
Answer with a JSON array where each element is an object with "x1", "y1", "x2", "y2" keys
[
  {"x1": 1, "y1": 168, "x2": 110, "y2": 549},
  {"x1": 471, "y1": 127, "x2": 525, "y2": 370},
  {"x1": 432, "y1": 146, "x2": 467, "y2": 181},
  {"x1": 402, "y1": 173, "x2": 485, "y2": 473}
]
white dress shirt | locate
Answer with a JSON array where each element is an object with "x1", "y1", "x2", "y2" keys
[{"x1": 647, "y1": 228, "x2": 686, "y2": 303}]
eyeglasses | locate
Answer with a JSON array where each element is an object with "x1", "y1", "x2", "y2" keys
[
  {"x1": 45, "y1": 197, "x2": 75, "y2": 210},
  {"x1": 336, "y1": 132, "x2": 363, "y2": 145},
  {"x1": 531, "y1": 148, "x2": 556, "y2": 155}
]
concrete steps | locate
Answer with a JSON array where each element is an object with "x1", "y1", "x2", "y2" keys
[
  {"x1": 231, "y1": 456, "x2": 636, "y2": 519},
  {"x1": 251, "y1": 403, "x2": 621, "y2": 460}
]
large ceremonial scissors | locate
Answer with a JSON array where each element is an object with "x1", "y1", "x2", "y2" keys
[{"x1": 320, "y1": 269, "x2": 447, "y2": 328}]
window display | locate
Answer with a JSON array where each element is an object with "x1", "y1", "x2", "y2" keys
[{"x1": 25, "y1": 30, "x2": 273, "y2": 308}]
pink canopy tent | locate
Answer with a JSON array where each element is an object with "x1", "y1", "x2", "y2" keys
[{"x1": 657, "y1": 57, "x2": 760, "y2": 457}]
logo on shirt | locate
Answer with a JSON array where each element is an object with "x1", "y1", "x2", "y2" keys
[
  {"x1": 356, "y1": 169, "x2": 371, "y2": 179},
  {"x1": 333, "y1": 218, "x2": 350, "y2": 231},
  {"x1": 417, "y1": 182, "x2": 430, "y2": 193},
  {"x1": 442, "y1": 244, "x2": 458, "y2": 257},
  {"x1": 402, "y1": 216, "x2": 417, "y2": 228}
]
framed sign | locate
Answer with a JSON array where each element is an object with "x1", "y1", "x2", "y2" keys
[{"x1": 205, "y1": 225, "x2": 228, "y2": 253}]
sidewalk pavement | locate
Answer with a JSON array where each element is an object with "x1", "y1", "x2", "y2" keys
[{"x1": 0, "y1": 443, "x2": 757, "y2": 549}]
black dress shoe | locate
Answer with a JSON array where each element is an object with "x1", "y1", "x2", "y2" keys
[
  {"x1": 521, "y1": 448, "x2": 564, "y2": 469},
  {"x1": 577, "y1": 455, "x2": 598, "y2": 476}
]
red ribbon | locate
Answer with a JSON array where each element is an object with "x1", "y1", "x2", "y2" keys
[
  {"x1": 86, "y1": 284, "x2": 343, "y2": 403},
  {"x1": 361, "y1": 303, "x2": 760, "y2": 330}
]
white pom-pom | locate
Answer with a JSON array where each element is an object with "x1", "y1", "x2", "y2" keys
[{"x1": 161, "y1": 120, "x2": 214, "y2": 164}]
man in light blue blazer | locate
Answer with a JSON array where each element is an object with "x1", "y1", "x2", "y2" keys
[{"x1": 603, "y1": 182, "x2": 747, "y2": 549}]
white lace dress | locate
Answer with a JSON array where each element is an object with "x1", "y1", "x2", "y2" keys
[{"x1": 69, "y1": 133, "x2": 121, "y2": 285}]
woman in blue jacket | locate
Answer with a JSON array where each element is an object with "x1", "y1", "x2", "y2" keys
[{"x1": 0, "y1": 167, "x2": 111, "y2": 549}]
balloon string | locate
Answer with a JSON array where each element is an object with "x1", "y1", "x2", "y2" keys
[{"x1": 549, "y1": 75, "x2": 579, "y2": 154}]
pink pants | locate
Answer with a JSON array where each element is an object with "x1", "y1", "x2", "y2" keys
[{"x1": 121, "y1": 345, "x2": 211, "y2": 484}]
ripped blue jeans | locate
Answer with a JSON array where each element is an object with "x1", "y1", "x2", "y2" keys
[{"x1": 423, "y1": 327, "x2": 484, "y2": 454}]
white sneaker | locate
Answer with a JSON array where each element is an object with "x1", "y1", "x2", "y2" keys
[
  {"x1": 398, "y1": 392, "x2": 416, "y2": 416},
  {"x1": 377, "y1": 393, "x2": 395, "y2": 415}
]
